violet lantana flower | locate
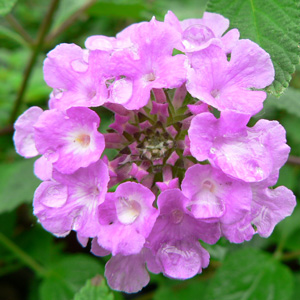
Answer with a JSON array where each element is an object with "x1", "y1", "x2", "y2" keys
[
  {"x1": 181, "y1": 164, "x2": 252, "y2": 224},
  {"x1": 221, "y1": 182, "x2": 296, "y2": 243},
  {"x1": 164, "y1": 10, "x2": 240, "y2": 53},
  {"x1": 188, "y1": 111, "x2": 290, "y2": 182},
  {"x1": 33, "y1": 159, "x2": 109, "y2": 238},
  {"x1": 45, "y1": 45, "x2": 116, "y2": 110},
  {"x1": 186, "y1": 40, "x2": 275, "y2": 115},
  {"x1": 96, "y1": 182, "x2": 159, "y2": 256},
  {"x1": 34, "y1": 106, "x2": 105, "y2": 174},
  {"x1": 13, "y1": 10, "x2": 296, "y2": 294},
  {"x1": 107, "y1": 17, "x2": 187, "y2": 110},
  {"x1": 147, "y1": 189, "x2": 220, "y2": 279},
  {"x1": 13, "y1": 106, "x2": 43, "y2": 158}
]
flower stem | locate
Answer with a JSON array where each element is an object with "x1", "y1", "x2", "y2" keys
[
  {"x1": 287, "y1": 155, "x2": 300, "y2": 166},
  {"x1": 281, "y1": 250, "x2": 300, "y2": 261},
  {"x1": 5, "y1": 14, "x2": 35, "y2": 46},
  {"x1": 273, "y1": 237, "x2": 286, "y2": 260},
  {"x1": 45, "y1": 0, "x2": 97, "y2": 44},
  {"x1": 0, "y1": 232, "x2": 47, "y2": 277}
]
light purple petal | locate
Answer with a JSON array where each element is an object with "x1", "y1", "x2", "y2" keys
[
  {"x1": 189, "y1": 112, "x2": 290, "y2": 182},
  {"x1": 164, "y1": 10, "x2": 182, "y2": 33},
  {"x1": 34, "y1": 160, "x2": 109, "y2": 238},
  {"x1": 251, "y1": 186, "x2": 296, "y2": 237},
  {"x1": 108, "y1": 18, "x2": 186, "y2": 109},
  {"x1": 44, "y1": 45, "x2": 110, "y2": 110},
  {"x1": 91, "y1": 238, "x2": 111, "y2": 257},
  {"x1": 13, "y1": 106, "x2": 43, "y2": 158},
  {"x1": 97, "y1": 223, "x2": 146, "y2": 256},
  {"x1": 221, "y1": 28, "x2": 240, "y2": 53},
  {"x1": 188, "y1": 112, "x2": 218, "y2": 161},
  {"x1": 182, "y1": 164, "x2": 251, "y2": 224},
  {"x1": 131, "y1": 17, "x2": 181, "y2": 56},
  {"x1": 156, "y1": 239, "x2": 209, "y2": 279},
  {"x1": 44, "y1": 44, "x2": 87, "y2": 88},
  {"x1": 34, "y1": 181, "x2": 68, "y2": 208},
  {"x1": 105, "y1": 250, "x2": 150, "y2": 293},
  {"x1": 221, "y1": 215, "x2": 254, "y2": 243},
  {"x1": 147, "y1": 189, "x2": 221, "y2": 249},
  {"x1": 212, "y1": 120, "x2": 290, "y2": 182},
  {"x1": 34, "y1": 156, "x2": 52, "y2": 181},
  {"x1": 186, "y1": 40, "x2": 274, "y2": 114},
  {"x1": 97, "y1": 182, "x2": 159, "y2": 255},
  {"x1": 77, "y1": 234, "x2": 89, "y2": 247},
  {"x1": 33, "y1": 181, "x2": 71, "y2": 236},
  {"x1": 229, "y1": 39, "x2": 274, "y2": 89}
]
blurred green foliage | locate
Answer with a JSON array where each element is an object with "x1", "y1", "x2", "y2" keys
[{"x1": 0, "y1": 0, "x2": 300, "y2": 299}]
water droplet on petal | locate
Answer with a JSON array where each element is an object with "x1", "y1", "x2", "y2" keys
[
  {"x1": 143, "y1": 72, "x2": 156, "y2": 83},
  {"x1": 210, "y1": 147, "x2": 217, "y2": 154},
  {"x1": 71, "y1": 59, "x2": 88, "y2": 72},
  {"x1": 246, "y1": 160, "x2": 265, "y2": 180},
  {"x1": 111, "y1": 77, "x2": 133, "y2": 104},
  {"x1": 210, "y1": 89, "x2": 220, "y2": 99},
  {"x1": 182, "y1": 25, "x2": 215, "y2": 51}
]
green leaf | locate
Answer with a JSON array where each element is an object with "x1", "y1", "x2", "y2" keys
[
  {"x1": 16, "y1": 225, "x2": 63, "y2": 267},
  {"x1": 0, "y1": 158, "x2": 40, "y2": 213},
  {"x1": 0, "y1": 211, "x2": 16, "y2": 257},
  {"x1": 280, "y1": 114, "x2": 300, "y2": 156},
  {"x1": 276, "y1": 164, "x2": 299, "y2": 191},
  {"x1": 87, "y1": 0, "x2": 151, "y2": 19},
  {"x1": 265, "y1": 88, "x2": 300, "y2": 118},
  {"x1": 0, "y1": 211, "x2": 16, "y2": 236},
  {"x1": 74, "y1": 275, "x2": 114, "y2": 300},
  {"x1": 206, "y1": 0, "x2": 300, "y2": 96},
  {"x1": 154, "y1": 277, "x2": 207, "y2": 300},
  {"x1": 205, "y1": 248, "x2": 294, "y2": 300},
  {"x1": 0, "y1": 0, "x2": 17, "y2": 15},
  {"x1": 202, "y1": 239, "x2": 228, "y2": 261},
  {"x1": 292, "y1": 273, "x2": 300, "y2": 299},
  {"x1": 159, "y1": 0, "x2": 208, "y2": 20},
  {"x1": 39, "y1": 254, "x2": 104, "y2": 300},
  {"x1": 271, "y1": 205, "x2": 300, "y2": 251}
]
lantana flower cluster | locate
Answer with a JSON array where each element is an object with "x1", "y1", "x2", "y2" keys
[{"x1": 14, "y1": 11, "x2": 296, "y2": 293}]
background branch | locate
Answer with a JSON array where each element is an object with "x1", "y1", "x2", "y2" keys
[
  {"x1": 45, "y1": 0, "x2": 97, "y2": 44},
  {"x1": 5, "y1": 14, "x2": 35, "y2": 45},
  {"x1": 9, "y1": 0, "x2": 60, "y2": 124},
  {"x1": 287, "y1": 155, "x2": 300, "y2": 166}
]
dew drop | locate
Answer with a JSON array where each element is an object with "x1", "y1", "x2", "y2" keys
[
  {"x1": 210, "y1": 147, "x2": 217, "y2": 154},
  {"x1": 210, "y1": 89, "x2": 220, "y2": 99},
  {"x1": 182, "y1": 25, "x2": 215, "y2": 50}
]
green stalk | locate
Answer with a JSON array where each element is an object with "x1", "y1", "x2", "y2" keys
[{"x1": 0, "y1": 232, "x2": 47, "y2": 277}]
